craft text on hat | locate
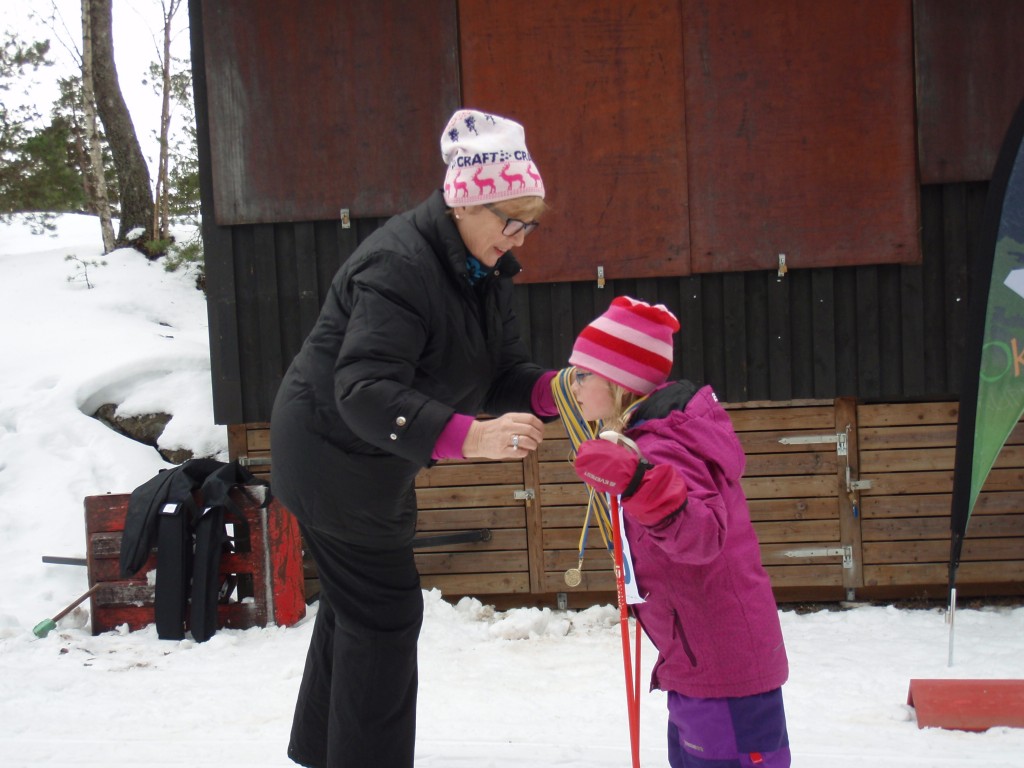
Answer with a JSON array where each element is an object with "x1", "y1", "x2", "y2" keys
[{"x1": 441, "y1": 109, "x2": 545, "y2": 207}]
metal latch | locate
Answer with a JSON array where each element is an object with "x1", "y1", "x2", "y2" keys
[
  {"x1": 783, "y1": 545, "x2": 854, "y2": 569},
  {"x1": 513, "y1": 489, "x2": 535, "y2": 501},
  {"x1": 780, "y1": 425, "x2": 874, "y2": 495}
]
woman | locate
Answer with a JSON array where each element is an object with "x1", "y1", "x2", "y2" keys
[
  {"x1": 270, "y1": 109, "x2": 557, "y2": 767},
  {"x1": 567, "y1": 296, "x2": 791, "y2": 768}
]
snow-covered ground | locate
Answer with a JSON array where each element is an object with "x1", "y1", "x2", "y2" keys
[{"x1": 1, "y1": 214, "x2": 1022, "y2": 767}]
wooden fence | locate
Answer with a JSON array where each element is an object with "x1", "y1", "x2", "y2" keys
[{"x1": 230, "y1": 398, "x2": 1024, "y2": 606}]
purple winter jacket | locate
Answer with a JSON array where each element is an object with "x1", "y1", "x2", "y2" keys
[{"x1": 622, "y1": 382, "x2": 789, "y2": 699}]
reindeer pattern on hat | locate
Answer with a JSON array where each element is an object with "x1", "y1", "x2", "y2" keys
[{"x1": 441, "y1": 109, "x2": 545, "y2": 206}]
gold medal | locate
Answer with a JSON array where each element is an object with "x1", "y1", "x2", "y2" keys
[{"x1": 564, "y1": 558, "x2": 584, "y2": 587}]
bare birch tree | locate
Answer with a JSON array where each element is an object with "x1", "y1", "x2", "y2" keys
[
  {"x1": 89, "y1": 0, "x2": 155, "y2": 250},
  {"x1": 152, "y1": 0, "x2": 183, "y2": 243},
  {"x1": 80, "y1": 0, "x2": 115, "y2": 252}
]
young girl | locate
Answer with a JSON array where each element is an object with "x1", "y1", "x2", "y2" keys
[{"x1": 567, "y1": 296, "x2": 791, "y2": 768}]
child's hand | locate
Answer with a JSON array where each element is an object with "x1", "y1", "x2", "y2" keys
[
  {"x1": 573, "y1": 439, "x2": 649, "y2": 498},
  {"x1": 574, "y1": 439, "x2": 689, "y2": 526}
]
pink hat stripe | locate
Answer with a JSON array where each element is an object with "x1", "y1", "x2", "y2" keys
[
  {"x1": 571, "y1": 337, "x2": 668, "y2": 382},
  {"x1": 569, "y1": 296, "x2": 679, "y2": 395},
  {"x1": 575, "y1": 325, "x2": 675, "y2": 372},
  {"x1": 588, "y1": 316, "x2": 674, "y2": 359},
  {"x1": 569, "y1": 352, "x2": 657, "y2": 394},
  {"x1": 599, "y1": 306, "x2": 672, "y2": 335}
]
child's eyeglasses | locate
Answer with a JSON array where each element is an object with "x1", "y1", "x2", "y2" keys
[{"x1": 572, "y1": 370, "x2": 594, "y2": 386}]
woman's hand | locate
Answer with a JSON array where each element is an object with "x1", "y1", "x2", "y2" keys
[{"x1": 462, "y1": 413, "x2": 544, "y2": 460}]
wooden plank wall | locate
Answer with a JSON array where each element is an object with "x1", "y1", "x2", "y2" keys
[
  {"x1": 858, "y1": 403, "x2": 1024, "y2": 598},
  {"x1": 232, "y1": 398, "x2": 1024, "y2": 605},
  {"x1": 730, "y1": 400, "x2": 852, "y2": 600},
  {"x1": 413, "y1": 459, "x2": 531, "y2": 596}
]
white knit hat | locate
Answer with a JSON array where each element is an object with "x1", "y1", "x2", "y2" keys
[{"x1": 441, "y1": 109, "x2": 545, "y2": 206}]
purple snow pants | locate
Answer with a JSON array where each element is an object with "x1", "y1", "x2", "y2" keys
[{"x1": 666, "y1": 688, "x2": 791, "y2": 767}]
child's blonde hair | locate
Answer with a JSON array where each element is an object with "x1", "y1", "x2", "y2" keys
[{"x1": 602, "y1": 382, "x2": 644, "y2": 434}]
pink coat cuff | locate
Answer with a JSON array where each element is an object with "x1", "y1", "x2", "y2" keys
[
  {"x1": 432, "y1": 413, "x2": 474, "y2": 460},
  {"x1": 531, "y1": 371, "x2": 558, "y2": 417}
]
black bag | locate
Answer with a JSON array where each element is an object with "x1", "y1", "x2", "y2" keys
[{"x1": 119, "y1": 459, "x2": 268, "y2": 642}]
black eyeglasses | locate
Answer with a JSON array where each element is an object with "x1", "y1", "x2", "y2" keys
[{"x1": 484, "y1": 203, "x2": 540, "y2": 238}]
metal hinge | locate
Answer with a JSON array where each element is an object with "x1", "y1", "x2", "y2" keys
[
  {"x1": 513, "y1": 489, "x2": 535, "y2": 502},
  {"x1": 783, "y1": 545, "x2": 854, "y2": 569},
  {"x1": 777, "y1": 431, "x2": 848, "y2": 456},
  {"x1": 237, "y1": 456, "x2": 272, "y2": 467}
]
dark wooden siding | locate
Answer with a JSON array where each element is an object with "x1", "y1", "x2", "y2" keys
[
  {"x1": 187, "y1": 0, "x2": 991, "y2": 425},
  {"x1": 197, "y1": 179, "x2": 986, "y2": 425}
]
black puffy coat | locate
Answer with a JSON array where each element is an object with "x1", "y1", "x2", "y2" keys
[{"x1": 270, "y1": 190, "x2": 546, "y2": 547}]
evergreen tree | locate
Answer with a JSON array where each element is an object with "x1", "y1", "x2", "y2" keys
[
  {"x1": 6, "y1": 118, "x2": 86, "y2": 213},
  {"x1": 0, "y1": 32, "x2": 52, "y2": 215}
]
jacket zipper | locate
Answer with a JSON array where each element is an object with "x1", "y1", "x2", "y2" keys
[{"x1": 673, "y1": 609, "x2": 698, "y2": 667}]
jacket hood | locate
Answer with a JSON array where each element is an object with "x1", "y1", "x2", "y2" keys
[{"x1": 628, "y1": 381, "x2": 746, "y2": 482}]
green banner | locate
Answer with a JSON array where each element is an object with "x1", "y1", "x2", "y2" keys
[{"x1": 971, "y1": 199, "x2": 1024, "y2": 510}]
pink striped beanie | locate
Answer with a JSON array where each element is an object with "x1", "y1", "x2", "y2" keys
[{"x1": 569, "y1": 296, "x2": 680, "y2": 395}]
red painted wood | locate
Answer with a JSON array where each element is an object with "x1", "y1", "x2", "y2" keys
[
  {"x1": 201, "y1": 0, "x2": 460, "y2": 224},
  {"x1": 908, "y1": 679, "x2": 1024, "y2": 731},
  {"x1": 459, "y1": 0, "x2": 691, "y2": 283},
  {"x1": 84, "y1": 489, "x2": 305, "y2": 636},
  {"x1": 683, "y1": 0, "x2": 920, "y2": 273},
  {"x1": 915, "y1": 0, "x2": 1024, "y2": 183},
  {"x1": 267, "y1": 498, "x2": 306, "y2": 627}
]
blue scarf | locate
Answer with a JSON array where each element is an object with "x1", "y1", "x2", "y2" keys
[{"x1": 465, "y1": 255, "x2": 490, "y2": 285}]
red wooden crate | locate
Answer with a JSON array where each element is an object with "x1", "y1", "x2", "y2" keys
[{"x1": 84, "y1": 489, "x2": 305, "y2": 636}]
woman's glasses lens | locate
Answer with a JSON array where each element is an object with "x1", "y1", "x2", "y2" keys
[
  {"x1": 485, "y1": 204, "x2": 539, "y2": 238},
  {"x1": 502, "y1": 219, "x2": 539, "y2": 237}
]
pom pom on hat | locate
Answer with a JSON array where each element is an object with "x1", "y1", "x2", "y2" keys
[
  {"x1": 441, "y1": 109, "x2": 544, "y2": 207},
  {"x1": 569, "y1": 296, "x2": 680, "y2": 395}
]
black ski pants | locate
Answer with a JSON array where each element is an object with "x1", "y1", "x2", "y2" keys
[{"x1": 288, "y1": 523, "x2": 423, "y2": 768}]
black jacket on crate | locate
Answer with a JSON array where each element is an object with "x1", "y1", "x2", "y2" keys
[
  {"x1": 269, "y1": 189, "x2": 546, "y2": 548},
  {"x1": 119, "y1": 459, "x2": 263, "y2": 642}
]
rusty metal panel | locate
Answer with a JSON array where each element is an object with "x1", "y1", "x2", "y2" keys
[
  {"x1": 683, "y1": 0, "x2": 920, "y2": 273},
  {"x1": 459, "y1": 0, "x2": 690, "y2": 284},
  {"x1": 915, "y1": 0, "x2": 1024, "y2": 184},
  {"x1": 201, "y1": 0, "x2": 459, "y2": 225}
]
